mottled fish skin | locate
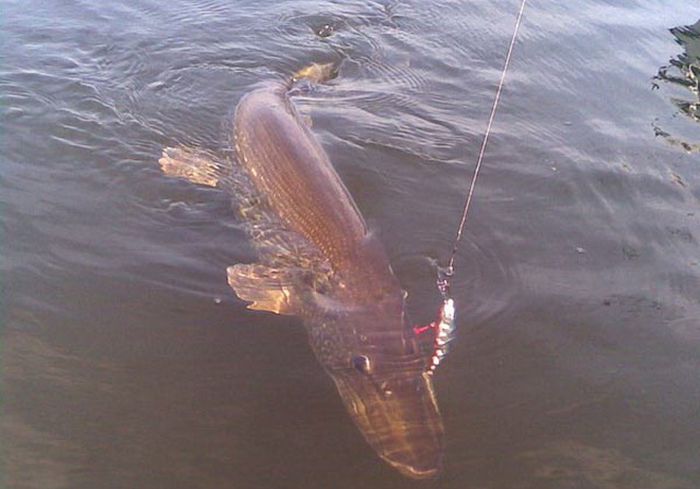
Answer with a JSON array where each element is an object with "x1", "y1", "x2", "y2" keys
[
  {"x1": 229, "y1": 74, "x2": 445, "y2": 479},
  {"x1": 160, "y1": 66, "x2": 445, "y2": 479}
]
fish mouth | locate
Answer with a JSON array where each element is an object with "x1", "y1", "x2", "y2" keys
[
  {"x1": 379, "y1": 432, "x2": 443, "y2": 479},
  {"x1": 385, "y1": 455, "x2": 441, "y2": 479},
  {"x1": 332, "y1": 370, "x2": 444, "y2": 479}
]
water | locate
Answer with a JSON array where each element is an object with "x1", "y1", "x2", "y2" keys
[{"x1": 2, "y1": 0, "x2": 699, "y2": 487}]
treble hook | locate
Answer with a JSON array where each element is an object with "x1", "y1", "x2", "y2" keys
[{"x1": 413, "y1": 264, "x2": 456, "y2": 375}]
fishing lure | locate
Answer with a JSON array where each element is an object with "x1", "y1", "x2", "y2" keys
[{"x1": 414, "y1": 266, "x2": 456, "y2": 375}]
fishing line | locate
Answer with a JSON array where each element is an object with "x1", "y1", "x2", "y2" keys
[
  {"x1": 424, "y1": 0, "x2": 527, "y2": 345},
  {"x1": 420, "y1": 0, "x2": 527, "y2": 384},
  {"x1": 446, "y1": 0, "x2": 528, "y2": 279},
  {"x1": 429, "y1": 2, "x2": 528, "y2": 482}
]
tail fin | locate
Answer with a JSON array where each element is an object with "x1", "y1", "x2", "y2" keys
[{"x1": 291, "y1": 62, "x2": 338, "y2": 85}]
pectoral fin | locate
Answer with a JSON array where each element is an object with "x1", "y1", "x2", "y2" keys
[
  {"x1": 159, "y1": 146, "x2": 228, "y2": 187},
  {"x1": 227, "y1": 263, "x2": 301, "y2": 315}
]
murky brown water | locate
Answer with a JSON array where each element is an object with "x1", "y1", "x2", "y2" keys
[{"x1": 2, "y1": 1, "x2": 700, "y2": 488}]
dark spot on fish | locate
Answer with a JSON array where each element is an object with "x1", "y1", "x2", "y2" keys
[
  {"x1": 372, "y1": 291, "x2": 386, "y2": 302},
  {"x1": 300, "y1": 273, "x2": 314, "y2": 287},
  {"x1": 352, "y1": 355, "x2": 371, "y2": 374}
]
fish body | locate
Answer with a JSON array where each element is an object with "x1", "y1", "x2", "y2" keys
[{"x1": 159, "y1": 64, "x2": 444, "y2": 479}]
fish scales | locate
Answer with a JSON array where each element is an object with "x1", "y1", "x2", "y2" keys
[
  {"x1": 159, "y1": 64, "x2": 445, "y2": 479},
  {"x1": 254, "y1": 110, "x2": 358, "y2": 265},
  {"x1": 234, "y1": 87, "x2": 366, "y2": 272},
  {"x1": 230, "y1": 79, "x2": 444, "y2": 478}
]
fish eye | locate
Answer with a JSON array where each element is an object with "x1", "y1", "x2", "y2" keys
[{"x1": 352, "y1": 355, "x2": 371, "y2": 375}]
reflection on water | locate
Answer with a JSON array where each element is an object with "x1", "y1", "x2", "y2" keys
[
  {"x1": 2, "y1": 0, "x2": 700, "y2": 488},
  {"x1": 518, "y1": 441, "x2": 693, "y2": 489}
]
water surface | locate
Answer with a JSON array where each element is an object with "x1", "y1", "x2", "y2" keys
[{"x1": 2, "y1": 0, "x2": 700, "y2": 488}]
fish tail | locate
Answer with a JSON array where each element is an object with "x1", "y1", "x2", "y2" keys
[{"x1": 290, "y1": 62, "x2": 338, "y2": 88}]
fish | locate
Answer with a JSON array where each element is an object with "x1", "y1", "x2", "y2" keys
[{"x1": 158, "y1": 62, "x2": 445, "y2": 479}]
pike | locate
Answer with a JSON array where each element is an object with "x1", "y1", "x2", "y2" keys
[{"x1": 158, "y1": 63, "x2": 446, "y2": 478}]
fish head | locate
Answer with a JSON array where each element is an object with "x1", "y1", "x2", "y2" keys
[
  {"x1": 314, "y1": 238, "x2": 444, "y2": 478},
  {"x1": 327, "y1": 300, "x2": 444, "y2": 479},
  {"x1": 333, "y1": 351, "x2": 443, "y2": 478}
]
